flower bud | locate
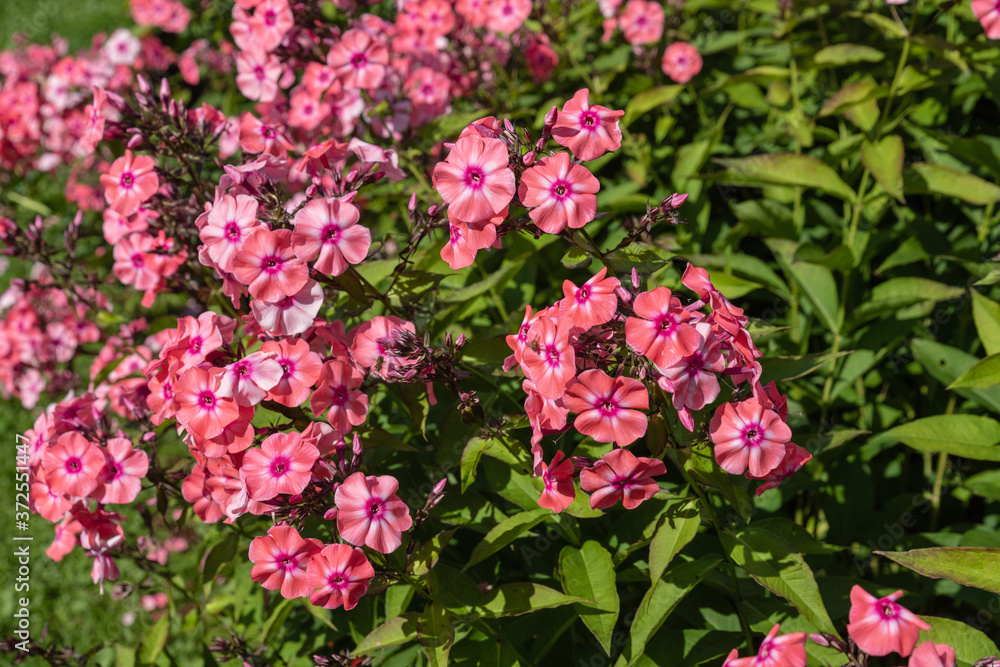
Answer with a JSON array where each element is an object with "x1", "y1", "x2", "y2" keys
[
  {"x1": 522, "y1": 151, "x2": 536, "y2": 166},
  {"x1": 305, "y1": 184, "x2": 318, "y2": 198},
  {"x1": 126, "y1": 133, "x2": 144, "y2": 149},
  {"x1": 159, "y1": 77, "x2": 171, "y2": 102},
  {"x1": 543, "y1": 105, "x2": 558, "y2": 130},
  {"x1": 631, "y1": 268, "x2": 641, "y2": 290},
  {"x1": 408, "y1": 192, "x2": 418, "y2": 213},
  {"x1": 136, "y1": 74, "x2": 151, "y2": 95}
]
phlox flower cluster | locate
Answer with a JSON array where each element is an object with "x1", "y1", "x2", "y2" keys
[{"x1": 598, "y1": 0, "x2": 703, "y2": 84}]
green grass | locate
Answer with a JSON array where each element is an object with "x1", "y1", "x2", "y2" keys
[{"x1": 1, "y1": 0, "x2": 131, "y2": 52}]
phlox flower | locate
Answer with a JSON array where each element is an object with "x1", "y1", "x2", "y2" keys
[
  {"x1": 251, "y1": 279, "x2": 325, "y2": 336},
  {"x1": 746, "y1": 443, "x2": 811, "y2": 496},
  {"x1": 441, "y1": 209, "x2": 502, "y2": 270},
  {"x1": 538, "y1": 450, "x2": 575, "y2": 513},
  {"x1": 328, "y1": 29, "x2": 388, "y2": 90},
  {"x1": 973, "y1": 0, "x2": 1000, "y2": 39},
  {"x1": 310, "y1": 359, "x2": 369, "y2": 434},
  {"x1": 432, "y1": 135, "x2": 515, "y2": 223},
  {"x1": 619, "y1": 0, "x2": 664, "y2": 45},
  {"x1": 96, "y1": 437, "x2": 149, "y2": 505},
  {"x1": 100, "y1": 150, "x2": 159, "y2": 217},
  {"x1": 233, "y1": 228, "x2": 309, "y2": 302},
  {"x1": 350, "y1": 315, "x2": 417, "y2": 379},
  {"x1": 656, "y1": 321, "x2": 725, "y2": 429},
  {"x1": 505, "y1": 305, "x2": 543, "y2": 370},
  {"x1": 557, "y1": 267, "x2": 620, "y2": 329},
  {"x1": 523, "y1": 378, "x2": 569, "y2": 466},
  {"x1": 626, "y1": 286, "x2": 701, "y2": 369},
  {"x1": 725, "y1": 624, "x2": 806, "y2": 667},
  {"x1": 288, "y1": 90, "x2": 330, "y2": 131},
  {"x1": 709, "y1": 397, "x2": 790, "y2": 477},
  {"x1": 908, "y1": 642, "x2": 956, "y2": 667},
  {"x1": 334, "y1": 471, "x2": 413, "y2": 553},
  {"x1": 249, "y1": 525, "x2": 323, "y2": 599},
  {"x1": 175, "y1": 367, "x2": 240, "y2": 439},
  {"x1": 580, "y1": 448, "x2": 665, "y2": 510},
  {"x1": 485, "y1": 0, "x2": 531, "y2": 33},
  {"x1": 42, "y1": 432, "x2": 104, "y2": 498},
  {"x1": 46, "y1": 515, "x2": 82, "y2": 562},
  {"x1": 662, "y1": 42, "x2": 703, "y2": 84},
  {"x1": 847, "y1": 585, "x2": 930, "y2": 658},
  {"x1": 456, "y1": 0, "x2": 488, "y2": 27},
  {"x1": 31, "y1": 470, "x2": 72, "y2": 522},
  {"x1": 307, "y1": 543, "x2": 375, "y2": 610},
  {"x1": 519, "y1": 315, "x2": 577, "y2": 399},
  {"x1": 218, "y1": 350, "x2": 283, "y2": 406},
  {"x1": 238, "y1": 112, "x2": 294, "y2": 155},
  {"x1": 248, "y1": 0, "x2": 294, "y2": 52},
  {"x1": 199, "y1": 405, "x2": 256, "y2": 457},
  {"x1": 176, "y1": 312, "x2": 228, "y2": 369},
  {"x1": 291, "y1": 197, "x2": 370, "y2": 276},
  {"x1": 113, "y1": 232, "x2": 164, "y2": 292},
  {"x1": 564, "y1": 369, "x2": 649, "y2": 446},
  {"x1": 552, "y1": 89, "x2": 624, "y2": 162},
  {"x1": 236, "y1": 49, "x2": 282, "y2": 102},
  {"x1": 519, "y1": 152, "x2": 600, "y2": 233},
  {"x1": 262, "y1": 338, "x2": 323, "y2": 407},
  {"x1": 102, "y1": 205, "x2": 152, "y2": 245},
  {"x1": 242, "y1": 431, "x2": 320, "y2": 501}
]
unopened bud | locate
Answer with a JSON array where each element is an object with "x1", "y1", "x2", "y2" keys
[
  {"x1": 522, "y1": 151, "x2": 536, "y2": 166},
  {"x1": 136, "y1": 74, "x2": 151, "y2": 95},
  {"x1": 427, "y1": 204, "x2": 438, "y2": 217},
  {"x1": 352, "y1": 433, "x2": 363, "y2": 460},
  {"x1": 159, "y1": 77, "x2": 171, "y2": 101},
  {"x1": 323, "y1": 507, "x2": 338, "y2": 521},
  {"x1": 631, "y1": 268, "x2": 640, "y2": 289},
  {"x1": 503, "y1": 118, "x2": 515, "y2": 134},
  {"x1": 543, "y1": 105, "x2": 558, "y2": 129},
  {"x1": 408, "y1": 192, "x2": 418, "y2": 213},
  {"x1": 305, "y1": 184, "x2": 318, "y2": 198},
  {"x1": 126, "y1": 133, "x2": 144, "y2": 148},
  {"x1": 432, "y1": 478, "x2": 447, "y2": 496}
]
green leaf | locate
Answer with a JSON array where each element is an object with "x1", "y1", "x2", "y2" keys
[
  {"x1": 949, "y1": 354, "x2": 1000, "y2": 389},
  {"x1": 813, "y1": 43, "x2": 885, "y2": 66},
  {"x1": 464, "y1": 508, "x2": 551, "y2": 570},
  {"x1": 875, "y1": 547, "x2": 1000, "y2": 595},
  {"x1": 202, "y1": 532, "x2": 239, "y2": 585},
  {"x1": 917, "y1": 616, "x2": 999, "y2": 667},
  {"x1": 477, "y1": 640, "x2": 522, "y2": 667},
  {"x1": 817, "y1": 80, "x2": 885, "y2": 117},
  {"x1": 912, "y1": 339, "x2": 1000, "y2": 414},
  {"x1": 852, "y1": 278, "x2": 964, "y2": 322},
  {"x1": 648, "y1": 499, "x2": 701, "y2": 583},
  {"x1": 906, "y1": 163, "x2": 1000, "y2": 206},
  {"x1": 758, "y1": 351, "x2": 851, "y2": 385},
  {"x1": 475, "y1": 582, "x2": 587, "y2": 618},
  {"x1": 722, "y1": 526, "x2": 839, "y2": 636},
  {"x1": 613, "y1": 556, "x2": 722, "y2": 667},
  {"x1": 353, "y1": 613, "x2": 419, "y2": 655},
  {"x1": 871, "y1": 415, "x2": 1000, "y2": 461},
  {"x1": 604, "y1": 242, "x2": 674, "y2": 275},
  {"x1": 261, "y1": 597, "x2": 295, "y2": 645},
  {"x1": 461, "y1": 437, "x2": 489, "y2": 493},
  {"x1": 417, "y1": 603, "x2": 454, "y2": 667},
  {"x1": 441, "y1": 259, "x2": 525, "y2": 303},
  {"x1": 972, "y1": 291, "x2": 1000, "y2": 356},
  {"x1": 679, "y1": 444, "x2": 753, "y2": 522},
  {"x1": 558, "y1": 541, "x2": 621, "y2": 655},
  {"x1": 965, "y1": 469, "x2": 1000, "y2": 501},
  {"x1": 410, "y1": 529, "x2": 457, "y2": 577},
  {"x1": 384, "y1": 584, "x2": 415, "y2": 619},
  {"x1": 137, "y1": 614, "x2": 169, "y2": 665},
  {"x1": 860, "y1": 135, "x2": 905, "y2": 202},
  {"x1": 789, "y1": 264, "x2": 840, "y2": 332},
  {"x1": 622, "y1": 85, "x2": 683, "y2": 127},
  {"x1": 114, "y1": 645, "x2": 136, "y2": 667},
  {"x1": 714, "y1": 154, "x2": 855, "y2": 202}
]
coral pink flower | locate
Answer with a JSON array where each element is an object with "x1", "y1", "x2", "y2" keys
[
  {"x1": 656, "y1": 322, "x2": 725, "y2": 430},
  {"x1": 200, "y1": 195, "x2": 262, "y2": 271},
  {"x1": 239, "y1": 112, "x2": 294, "y2": 155},
  {"x1": 725, "y1": 624, "x2": 806, "y2": 667},
  {"x1": 538, "y1": 450, "x2": 575, "y2": 513},
  {"x1": 176, "y1": 312, "x2": 228, "y2": 369},
  {"x1": 31, "y1": 471, "x2": 72, "y2": 522},
  {"x1": 249, "y1": 525, "x2": 323, "y2": 599},
  {"x1": 973, "y1": 0, "x2": 1000, "y2": 39},
  {"x1": 520, "y1": 315, "x2": 577, "y2": 399},
  {"x1": 432, "y1": 135, "x2": 515, "y2": 223},
  {"x1": 310, "y1": 360, "x2": 369, "y2": 434},
  {"x1": 252, "y1": 279, "x2": 324, "y2": 337},
  {"x1": 619, "y1": 0, "x2": 664, "y2": 45},
  {"x1": 519, "y1": 152, "x2": 600, "y2": 234},
  {"x1": 626, "y1": 287, "x2": 701, "y2": 369},
  {"x1": 113, "y1": 232, "x2": 163, "y2": 291},
  {"x1": 96, "y1": 437, "x2": 149, "y2": 505},
  {"x1": 46, "y1": 515, "x2": 82, "y2": 562},
  {"x1": 485, "y1": 0, "x2": 531, "y2": 33},
  {"x1": 334, "y1": 472, "x2": 413, "y2": 553},
  {"x1": 523, "y1": 378, "x2": 570, "y2": 467},
  {"x1": 42, "y1": 432, "x2": 104, "y2": 498},
  {"x1": 552, "y1": 89, "x2": 624, "y2": 162},
  {"x1": 746, "y1": 443, "x2": 811, "y2": 496},
  {"x1": 327, "y1": 29, "x2": 388, "y2": 90},
  {"x1": 307, "y1": 543, "x2": 375, "y2": 610},
  {"x1": 242, "y1": 432, "x2": 319, "y2": 501},
  {"x1": 557, "y1": 267, "x2": 620, "y2": 329},
  {"x1": 350, "y1": 315, "x2": 418, "y2": 379},
  {"x1": 908, "y1": 642, "x2": 956, "y2": 667},
  {"x1": 580, "y1": 448, "x2": 665, "y2": 510},
  {"x1": 661, "y1": 42, "x2": 703, "y2": 84},
  {"x1": 249, "y1": 0, "x2": 294, "y2": 51},
  {"x1": 564, "y1": 370, "x2": 649, "y2": 446},
  {"x1": 847, "y1": 586, "x2": 930, "y2": 658},
  {"x1": 100, "y1": 150, "x2": 159, "y2": 217},
  {"x1": 709, "y1": 398, "x2": 790, "y2": 477},
  {"x1": 505, "y1": 305, "x2": 543, "y2": 370},
  {"x1": 440, "y1": 208, "x2": 503, "y2": 270},
  {"x1": 175, "y1": 367, "x2": 240, "y2": 439},
  {"x1": 236, "y1": 49, "x2": 282, "y2": 102},
  {"x1": 233, "y1": 228, "x2": 309, "y2": 302},
  {"x1": 219, "y1": 350, "x2": 283, "y2": 406},
  {"x1": 262, "y1": 338, "x2": 323, "y2": 407},
  {"x1": 291, "y1": 197, "x2": 370, "y2": 276}
]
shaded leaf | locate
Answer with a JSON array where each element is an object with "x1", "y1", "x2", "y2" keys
[
  {"x1": 906, "y1": 163, "x2": 1000, "y2": 206},
  {"x1": 860, "y1": 135, "x2": 905, "y2": 202},
  {"x1": 814, "y1": 43, "x2": 884, "y2": 66},
  {"x1": 648, "y1": 499, "x2": 701, "y2": 583},
  {"x1": 475, "y1": 583, "x2": 587, "y2": 618},
  {"x1": 418, "y1": 603, "x2": 454, "y2": 667},
  {"x1": 465, "y1": 508, "x2": 550, "y2": 570},
  {"x1": 353, "y1": 613, "x2": 419, "y2": 655},
  {"x1": 875, "y1": 548, "x2": 1000, "y2": 595},
  {"x1": 972, "y1": 290, "x2": 1000, "y2": 356},
  {"x1": 559, "y1": 541, "x2": 620, "y2": 655}
]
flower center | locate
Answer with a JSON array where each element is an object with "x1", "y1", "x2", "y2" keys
[
  {"x1": 543, "y1": 344, "x2": 561, "y2": 367},
  {"x1": 580, "y1": 111, "x2": 598, "y2": 129},
  {"x1": 351, "y1": 53, "x2": 367, "y2": 68},
  {"x1": 262, "y1": 255, "x2": 283, "y2": 273},
  {"x1": 323, "y1": 225, "x2": 341, "y2": 243},
  {"x1": 270, "y1": 455, "x2": 290, "y2": 477},
  {"x1": 254, "y1": 65, "x2": 265, "y2": 81},
  {"x1": 65, "y1": 457, "x2": 82, "y2": 474},
  {"x1": 120, "y1": 172, "x2": 134, "y2": 188},
  {"x1": 879, "y1": 601, "x2": 896, "y2": 618},
  {"x1": 199, "y1": 391, "x2": 216, "y2": 409},
  {"x1": 131, "y1": 253, "x2": 144, "y2": 268},
  {"x1": 225, "y1": 222, "x2": 241, "y2": 240},
  {"x1": 465, "y1": 166, "x2": 485, "y2": 189}
]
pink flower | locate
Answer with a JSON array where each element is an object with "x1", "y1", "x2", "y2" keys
[
  {"x1": 485, "y1": 0, "x2": 531, "y2": 33},
  {"x1": 96, "y1": 437, "x2": 149, "y2": 505},
  {"x1": 518, "y1": 152, "x2": 600, "y2": 234},
  {"x1": 251, "y1": 280, "x2": 325, "y2": 336},
  {"x1": 908, "y1": 642, "x2": 956, "y2": 667},
  {"x1": 248, "y1": 0, "x2": 294, "y2": 51},
  {"x1": 236, "y1": 49, "x2": 282, "y2": 102},
  {"x1": 662, "y1": 42, "x2": 703, "y2": 84},
  {"x1": 538, "y1": 451, "x2": 575, "y2": 513},
  {"x1": 175, "y1": 367, "x2": 240, "y2": 439},
  {"x1": 200, "y1": 195, "x2": 262, "y2": 272},
  {"x1": 746, "y1": 443, "x2": 811, "y2": 496},
  {"x1": 249, "y1": 525, "x2": 323, "y2": 599},
  {"x1": 847, "y1": 586, "x2": 930, "y2": 658},
  {"x1": 519, "y1": 315, "x2": 577, "y2": 399},
  {"x1": 626, "y1": 287, "x2": 701, "y2": 369},
  {"x1": 328, "y1": 30, "x2": 388, "y2": 90},
  {"x1": 557, "y1": 267, "x2": 620, "y2": 329},
  {"x1": 973, "y1": 0, "x2": 1000, "y2": 39},
  {"x1": 725, "y1": 624, "x2": 806, "y2": 667},
  {"x1": 113, "y1": 232, "x2": 164, "y2": 292},
  {"x1": 310, "y1": 360, "x2": 369, "y2": 434},
  {"x1": 291, "y1": 197, "x2": 370, "y2": 276},
  {"x1": 564, "y1": 369, "x2": 649, "y2": 446},
  {"x1": 233, "y1": 228, "x2": 309, "y2": 302},
  {"x1": 350, "y1": 316, "x2": 418, "y2": 379},
  {"x1": 709, "y1": 398, "x2": 790, "y2": 477},
  {"x1": 552, "y1": 89, "x2": 624, "y2": 162},
  {"x1": 42, "y1": 432, "x2": 104, "y2": 498},
  {"x1": 100, "y1": 150, "x2": 159, "y2": 217},
  {"x1": 656, "y1": 322, "x2": 725, "y2": 429},
  {"x1": 307, "y1": 543, "x2": 374, "y2": 610},
  {"x1": 262, "y1": 338, "x2": 323, "y2": 407},
  {"x1": 432, "y1": 135, "x2": 515, "y2": 223},
  {"x1": 441, "y1": 209, "x2": 502, "y2": 270},
  {"x1": 334, "y1": 472, "x2": 413, "y2": 553},
  {"x1": 580, "y1": 448, "x2": 665, "y2": 510},
  {"x1": 242, "y1": 432, "x2": 320, "y2": 501},
  {"x1": 619, "y1": 0, "x2": 664, "y2": 45},
  {"x1": 219, "y1": 351, "x2": 284, "y2": 406},
  {"x1": 31, "y1": 471, "x2": 72, "y2": 522}
]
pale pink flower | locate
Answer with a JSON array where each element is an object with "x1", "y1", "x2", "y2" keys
[
  {"x1": 233, "y1": 228, "x2": 309, "y2": 302},
  {"x1": 519, "y1": 315, "x2": 577, "y2": 399},
  {"x1": 96, "y1": 437, "x2": 149, "y2": 505},
  {"x1": 236, "y1": 49, "x2": 282, "y2": 102},
  {"x1": 249, "y1": 525, "x2": 323, "y2": 599},
  {"x1": 619, "y1": 0, "x2": 664, "y2": 45},
  {"x1": 552, "y1": 89, "x2": 624, "y2": 162},
  {"x1": 262, "y1": 338, "x2": 323, "y2": 407},
  {"x1": 709, "y1": 398, "x2": 790, "y2": 477},
  {"x1": 307, "y1": 543, "x2": 374, "y2": 610},
  {"x1": 661, "y1": 42, "x2": 703, "y2": 84},
  {"x1": 350, "y1": 316, "x2": 418, "y2": 379},
  {"x1": 432, "y1": 135, "x2": 515, "y2": 223},
  {"x1": 291, "y1": 197, "x2": 370, "y2": 276},
  {"x1": 580, "y1": 448, "x2": 665, "y2": 510},
  {"x1": 519, "y1": 152, "x2": 600, "y2": 233},
  {"x1": 847, "y1": 586, "x2": 930, "y2": 658},
  {"x1": 42, "y1": 432, "x2": 105, "y2": 498},
  {"x1": 310, "y1": 360, "x2": 369, "y2": 434},
  {"x1": 656, "y1": 322, "x2": 725, "y2": 429},
  {"x1": 485, "y1": 0, "x2": 531, "y2": 33},
  {"x1": 334, "y1": 472, "x2": 413, "y2": 553},
  {"x1": 564, "y1": 369, "x2": 649, "y2": 446},
  {"x1": 200, "y1": 195, "x2": 262, "y2": 272},
  {"x1": 218, "y1": 351, "x2": 284, "y2": 406},
  {"x1": 251, "y1": 279, "x2": 325, "y2": 336},
  {"x1": 175, "y1": 367, "x2": 240, "y2": 439},
  {"x1": 626, "y1": 286, "x2": 701, "y2": 369},
  {"x1": 725, "y1": 624, "x2": 806, "y2": 667},
  {"x1": 327, "y1": 30, "x2": 388, "y2": 90},
  {"x1": 557, "y1": 267, "x2": 620, "y2": 329},
  {"x1": 100, "y1": 150, "x2": 159, "y2": 217},
  {"x1": 242, "y1": 431, "x2": 319, "y2": 501}
]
